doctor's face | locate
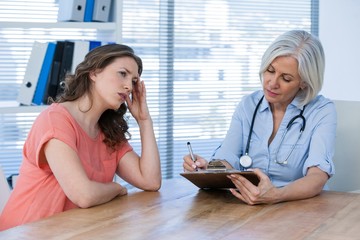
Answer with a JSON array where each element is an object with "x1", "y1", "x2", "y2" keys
[{"x1": 262, "y1": 56, "x2": 304, "y2": 108}]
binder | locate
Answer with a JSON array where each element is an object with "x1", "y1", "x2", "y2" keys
[
  {"x1": 32, "y1": 42, "x2": 56, "y2": 105},
  {"x1": 17, "y1": 42, "x2": 48, "y2": 106},
  {"x1": 71, "y1": 40, "x2": 90, "y2": 74},
  {"x1": 92, "y1": 0, "x2": 111, "y2": 22},
  {"x1": 57, "y1": 41, "x2": 75, "y2": 96},
  {"x1": 58, "y1": 0, "x2": 86, "y2": 22},
  {"x1": 89, "y1": 40, "x2": 101, "y2": 50},
  {"x1": 42, "y1": 41, "x2": 65, "y2": 104},
  {"x1": 84, "y1": 0, "x2": 95, "y2": 22}
]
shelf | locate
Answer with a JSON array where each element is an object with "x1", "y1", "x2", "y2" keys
[
  {"x1": 0, "y1": 102, "x2": 47, "y2": 114},
  {"x1": 0, "y1": 22, "x2": 116, "y2": 30}
]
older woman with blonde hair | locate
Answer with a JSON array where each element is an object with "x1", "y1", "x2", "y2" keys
[{"x1": 183, "y1": 30, "x2": 336, "y2": 205}]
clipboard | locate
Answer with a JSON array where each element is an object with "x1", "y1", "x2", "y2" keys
[{"x1": 180, "y1": 170, "x2": 259, "y2": 189}]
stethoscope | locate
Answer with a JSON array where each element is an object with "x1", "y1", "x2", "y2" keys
[{"x1": 239, "y1": 96, "x2": 306, "y2": 168}]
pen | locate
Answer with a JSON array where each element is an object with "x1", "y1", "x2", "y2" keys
[{"x1": 187, "y1": 142, "x2": 197, "y2": 170}]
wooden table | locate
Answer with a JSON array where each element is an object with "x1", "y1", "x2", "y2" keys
[{"x1": 1, "y1": 178, "x2": 360, "y2": 240}]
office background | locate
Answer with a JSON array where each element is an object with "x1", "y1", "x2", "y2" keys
[
  {"x1": 0, "y1": 0, "x2": 358, "y2": 185},
  {"x1": 320, "y1": 0, "x2": 360, "y2": 101}
]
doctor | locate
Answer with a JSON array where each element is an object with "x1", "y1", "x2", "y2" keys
[{"x1": 183, "y1": 30, "x2": 336, "y2": 205}]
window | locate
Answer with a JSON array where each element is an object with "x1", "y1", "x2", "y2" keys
[
  {"x1": 0, "y1": 0, "x2": 114, "y2": 177},
  {"x1": 121, "y1": 0, "x2": 318, "y2": 179},
  {"x1": 0, "y1": 0, "x2": 318, "y2": 181}
]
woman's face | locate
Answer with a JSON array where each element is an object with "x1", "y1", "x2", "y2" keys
[
  {"x1": 262, "y1": 56, "x2": 304, "y2": 109},
  {"x1": 91, "y1": 56, "x2": 139, "y2": 110}
]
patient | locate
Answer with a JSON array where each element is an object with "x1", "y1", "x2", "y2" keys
[{"x1": 0, "y1": 44, "x2": 161, "y2": 230}]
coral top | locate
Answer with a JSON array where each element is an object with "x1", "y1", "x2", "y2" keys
[{"x1": 0, "y1": 104, "x2": 132, "y2": 230}]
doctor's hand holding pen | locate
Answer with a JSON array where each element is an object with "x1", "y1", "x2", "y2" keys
[
  {"x1": 183, "y1": 154, "x2": 209, "y2": 172},
  {"x1": 183, "y1": 142, "x2": 208, "y2": 171}
]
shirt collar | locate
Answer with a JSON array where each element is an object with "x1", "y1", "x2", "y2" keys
[{"x1": 258, "y1": 92, "x2": 304, "y2": 112}]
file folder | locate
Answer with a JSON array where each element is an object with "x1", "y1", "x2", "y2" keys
[
  {"x1": 71, "y1": 40, "x2": 90, "y2": 74},
  {"x1": 89, "y1": 40, "x2": 101, "y2": 50},
  {"x1": 58, "y1": 0, "x2": 86, "y2": 22},
  {"x1": 17, "y1": 42, "x2": 48, "y2": 106},
  {"x1": 43, "y1": 41, "x2": 65, "y2": 104},
  {"x1": 32, "y1": 42, "x2": 56, "y2": 105},
  {"x1": 57, "y1": 41, "x2": 75, "y2": 96},
  {"x1": 92, "y1": 0, "x2": 112, "y2": 22},
  {"x1": 84, "y1": 0, "x2": 95, "y2": 22}
]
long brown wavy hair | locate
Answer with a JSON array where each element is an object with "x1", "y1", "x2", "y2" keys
[{"x1": 55, "y1": 43, "x2": 143, "y2": 151}]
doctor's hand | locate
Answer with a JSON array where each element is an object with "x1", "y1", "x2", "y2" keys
[
  {"x1": 227, "y1": 168, "x2": 280, "y2": 205},
  {"x1": 183, "y1": 154, "x2": 208, "y2": 172}
]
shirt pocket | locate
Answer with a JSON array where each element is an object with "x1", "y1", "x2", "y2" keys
[{"x1": 274, "y1": 130, "x2": 307, "y2": 166}]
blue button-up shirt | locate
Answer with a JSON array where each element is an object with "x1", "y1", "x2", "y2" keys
[{"x1": 211, "y1": 90, "x2": 336, "y2": 187}]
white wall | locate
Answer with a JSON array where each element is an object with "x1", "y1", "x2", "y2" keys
[
  {"x1": 320, "y1": 0, "x2": 360, "y2": 101},
  {"x1": 320, "y1": 1, "x2": 360, "y2": 192}
]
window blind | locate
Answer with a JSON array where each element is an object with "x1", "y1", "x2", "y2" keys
[
  {"x1": 121, "y1": 0, "x2": 318, "y2": 179},
  {"x1": 0, "y1": 0, "x2": 112, "y2": 177},
  {"x1": 0, "y1": 0, "x2": 318, "y2": 181}
]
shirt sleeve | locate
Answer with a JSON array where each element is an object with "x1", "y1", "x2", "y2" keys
[
  {"x1": 21, "y1": 105, "x2": 74, "y2": 169},
  {"x1": 211, "y1": 91, "x2": 262, "y2": 169},
  {"x1": 37, "y1": 108, "x2": 80, "y2": 168},
  {"x1": 211, "y1": 102, "x2": 244, "y2": 168},
  {"x1": 303, "y1": 100, "x2": 337, "y2": 177}
]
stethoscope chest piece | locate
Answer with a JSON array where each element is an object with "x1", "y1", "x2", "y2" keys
[
  {"x1": 239, "y1": 154, "x2": 252, "y2": 168},
  {"x1": 240, "y1": 95, "x2": 306, "y2": 168}
]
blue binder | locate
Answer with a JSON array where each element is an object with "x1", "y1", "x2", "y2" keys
[
  {"x1": 89, "y1": 40, "x2": 101, "y2": 50},
  {"x1": 32, "y1": 42, "x2": 56, "y2": 105},
  {"x1": 84, "y1": 0, "x2": 95, "y2": 22}
]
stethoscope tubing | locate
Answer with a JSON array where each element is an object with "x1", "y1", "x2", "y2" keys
[
  {"x1": 241, "y1": 95, "x2": 306, "y2": 167},
  {"x1": 244, "y1": 95, "x2": 264, "y2": 155}
]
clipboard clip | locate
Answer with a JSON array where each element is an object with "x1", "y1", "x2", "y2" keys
[{"x1": 207, "y1": 159, "x2": 233, "y2": 171}]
